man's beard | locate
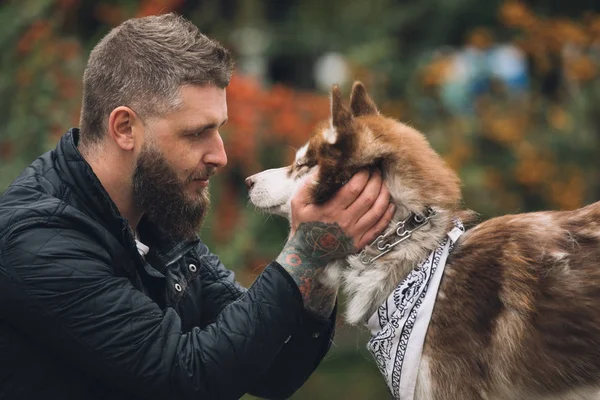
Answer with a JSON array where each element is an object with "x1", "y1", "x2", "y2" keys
[{"x1": 132, "y1": 143, "x2": 213, "y2": 240}]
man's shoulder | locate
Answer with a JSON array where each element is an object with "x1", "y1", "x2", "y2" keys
[
  {"x1": 0, "y1": 154, "x2": 70, "y2": 237},
  {"x1": 0, "y1": 145, "x2": 108, "y2": 240},
  {"x1": 0, "y1": 196, "x2": 117, "y2": 280},
  {"x1": 3, "y1": 146, "x2": 63, "y2": 192},
  {"x1": 0, "y1": 195, "x2": 96, "y2": 251}
]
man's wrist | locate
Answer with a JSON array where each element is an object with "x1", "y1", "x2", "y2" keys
[
  {"x1": 276, "y1": 240, "x2": 328, "y2": 272},
  {"x1": 276, "y1": 252, "x2": 338, "y2": 319}
]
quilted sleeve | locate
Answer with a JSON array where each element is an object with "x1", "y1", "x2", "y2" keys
[
  {"x1": 247, "y1": 293, "x2": 337, "y2": 399},
  {"x1": 0, "y1": 223, "x2": 307, "y2": 400},
  {"x1": 194, "y1": 242, "x2": 337, "y2": 399}
]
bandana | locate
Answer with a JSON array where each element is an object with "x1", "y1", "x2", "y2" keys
[{"x1": 365, "y1": 220, "x2": 464, "y2": 400}]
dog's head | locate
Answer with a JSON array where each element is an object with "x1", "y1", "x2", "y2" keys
[{"x1": 246, "y1": 82, "x2": 463, "y2": 221}]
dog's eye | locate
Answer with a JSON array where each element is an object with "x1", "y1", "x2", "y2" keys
[{"x1": 292, "y1": 163, "x2": 313, "y2": 177}]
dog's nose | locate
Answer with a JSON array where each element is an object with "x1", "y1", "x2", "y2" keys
[{"x1": 245, "y1": 177, "x2": 254, "y2": 191}]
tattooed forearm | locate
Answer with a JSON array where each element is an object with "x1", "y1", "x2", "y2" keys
[
  {"x1": 277, "y1": 243, "x2": 338, "y2": 318},
  {"x1": 277, "y1": 222, "x2": 355, "y2": 318}
]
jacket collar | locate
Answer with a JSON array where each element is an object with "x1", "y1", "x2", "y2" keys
[
  {"x1": 56, "y1": 129, "x2": 198, "y2": 273},
  {"x1": 55, "y1": 128, "x2": 130, "y2": 238}
]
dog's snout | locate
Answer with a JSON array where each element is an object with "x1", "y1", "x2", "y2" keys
[{"x1": 245, "y1": 177, "x2": 255, "y2": 191}]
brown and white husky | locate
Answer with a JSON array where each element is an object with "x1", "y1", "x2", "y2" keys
[{"x1": 246, "y1": 82, "x2": 600, "y2": 400}]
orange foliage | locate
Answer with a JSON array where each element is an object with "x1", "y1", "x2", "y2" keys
[
  {"x1": 415, "y1": 1, "x2": 600, "y2": 216},
  {"x1": 498, "y1": 2, "x2": 599, "y2": 81},
  {"x1": 136, "y1": 0, "x2": 185, "y2": 18},
  {"x1": 547, "y1": 105, "x2": 571, "y2": 131},
  {"x1": 512, "y1": 141, "x2": 555, "y2": 187},
  {"x1": 13, "y1": 14, "x2": 85, "y2": 144},
  {"x1": 467, "y1": 27, "x2": 495, "y2": 50},
  {"x1": 94, "y1": 3, "x2": 127, "y2": 26},
  {"x1": 223, "y1": 74, "x2": 329, "y2": 175},
  {"x1": 0, "y1": 140, "x2": 14, "y2": 160},
  {"x1": 16, "y1": 20, "x2": 52, "y2": 55},
  {"x1": 514, "y1": 156, "x2": 555, "y2": 186},
  {"x1": 588, "y1": 14, "x2": 600, "y2": 39},
  {"x1": 499, "y1": 1, "x2": 537, "y2": 28},
  {"x1": 482, "y1": 114, "x2": 527, "y2": 145},
  {"x1": 565, "y1": 55, "x2": 597, "y2": 82},
  {"x1": 553, "y1": 19, "x2": 589, "y2": 46},
  {"x1": 420, "y1": 56, "x2": 453, "y2": 87},
  {"x1": 443, "y1": 142, "x2": 472, "y2": 171},
  {"x1": 548, "y1": 168, "x2": 585, "y2": 210},
  {"x1": 94, "y1": 0, "x2": 183, "y2": 25}
]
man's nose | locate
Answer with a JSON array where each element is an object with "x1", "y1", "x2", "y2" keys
[{"x1": 204, "y1": 134, "x2": 228, "y2": 168}]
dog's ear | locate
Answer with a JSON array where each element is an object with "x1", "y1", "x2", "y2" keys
[
  {"x1": 311, "y1": 85, "x2": 357, "y2": 203},
  {"x1": 349, "y1": 81, "x2": 379, "y2": 117},
  {"x1": 331, "y1": 84, "x2": 354, "y2": 133},
  {"x1": 329, "y1": 85, "x2": 356, "y2": 151}
]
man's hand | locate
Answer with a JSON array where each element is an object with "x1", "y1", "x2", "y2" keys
[
  {"x1": 276, "y1": 169, "x2": 395, "y2": 319},
  {"x1": 289, "y1": 169, "x2": 394, "y2": 255}
]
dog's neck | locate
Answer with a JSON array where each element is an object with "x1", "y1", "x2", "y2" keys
[{"x1": 339, "y1": 205, "x2": 454, "y2": 325}]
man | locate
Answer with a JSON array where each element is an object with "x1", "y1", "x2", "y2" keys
[{"x1": 0, "y1": 13, "x2": 393, "y2": 400}]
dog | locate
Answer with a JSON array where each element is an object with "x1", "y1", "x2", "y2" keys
[{"x1": 246, "y1": 81, "x2": 600, "y2": 399}]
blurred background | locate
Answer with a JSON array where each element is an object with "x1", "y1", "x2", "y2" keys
[{"x1": 2, "y1": 0, "x2": 600, "y2": 398}]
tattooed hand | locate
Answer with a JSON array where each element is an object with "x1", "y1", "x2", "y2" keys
[
  {"x1": 283, "y1": 222, "x2": 354, "y2": 263},
  {"x1": 277, "y1": 169, "x2": 395, "y2": 318}
]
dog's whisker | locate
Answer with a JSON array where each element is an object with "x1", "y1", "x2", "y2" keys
[{"x1": 260, "y1": 214, "x2": 273, "y2": 228}]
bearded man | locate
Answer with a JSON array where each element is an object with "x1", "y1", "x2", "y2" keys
[{"x1": 0, "y1": 13, "x2": 394, "y2": 400}]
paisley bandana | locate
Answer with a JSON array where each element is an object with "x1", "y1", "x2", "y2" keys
[{"x1": 365, "y1": 220, "x2": 464, "y2": 400}]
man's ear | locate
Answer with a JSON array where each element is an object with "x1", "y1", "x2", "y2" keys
[
  {"x1": 349, "y1": 81, "x2": 379, "y2": 117},
  {"x1": 107, "y1": 106, "x2": 141, "y2": 152}
]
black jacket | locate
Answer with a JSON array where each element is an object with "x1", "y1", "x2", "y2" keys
[{"x1": 0, "y1": 129, "x2": 335, "y2": 400}]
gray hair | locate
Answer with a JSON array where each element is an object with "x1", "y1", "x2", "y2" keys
[{"x1": 79, "y1": 13, "x2": 234, "y2": 146}]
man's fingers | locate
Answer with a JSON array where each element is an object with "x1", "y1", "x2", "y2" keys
[
  {"x1": 357, "y1": 202, "x2": 396, "y2": 249},
  {"x1": 345, "y1": 170, "x2": 383, "y2": 216},
  {"x1": 354, "y1": 182, "x2": 391, "y2": 233},
  {"x1": 330, "y1": 170, "x2": 370, "y2": 209}
]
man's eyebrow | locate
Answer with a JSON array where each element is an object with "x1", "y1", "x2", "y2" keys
[{"x1": 180, "y1": 118, "x2": 228, "y2": 134}]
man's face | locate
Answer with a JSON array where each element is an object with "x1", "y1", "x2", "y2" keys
[{"x1": 132, "y1": 84, "x2": 228, "y2": 239}]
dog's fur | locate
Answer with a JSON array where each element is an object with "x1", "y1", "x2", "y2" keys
[{"x1": 246, "y1": 82, "x2": 600, "y2": 399}]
